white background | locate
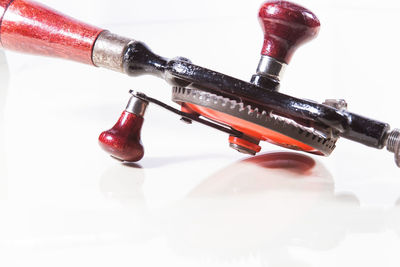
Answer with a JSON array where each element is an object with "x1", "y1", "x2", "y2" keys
[{"x1": 1, "y1": 0, "x2": 400, "y2": 266}]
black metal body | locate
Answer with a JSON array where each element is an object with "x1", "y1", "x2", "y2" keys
[{"x1": 123, "y1": 42, "x2": 390, "y2": 149}]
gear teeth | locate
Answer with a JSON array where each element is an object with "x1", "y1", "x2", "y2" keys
[
  {"x1": 259, "y1": 110, "x2": 269, "y2": 121},
  {"x1": 245, "y1": 105, "x2": 256, "y2": 117},
  {"x1": 172, "y1": 87, "x2": 338, "y2": 155}
]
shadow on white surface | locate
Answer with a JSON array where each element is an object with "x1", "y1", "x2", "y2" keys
[{"x1": 0, "y1": 50, "x2": 9, "y2": 199}]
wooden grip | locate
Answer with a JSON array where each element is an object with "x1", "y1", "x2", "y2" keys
[
  {"x1": 258, "y1": 1, "x2": 320, "y2": 64},
  {"x1": 99, "y1": 111, "x2": 145, "y2": 162},
  {"x1": 0, "y1": 0, "x2": 104, "y2": 65}
]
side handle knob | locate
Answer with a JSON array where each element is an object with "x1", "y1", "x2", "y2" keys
[
  {"x1": 251, "y1": 1, "x2": 320, "y2": 89},
  {"x1": 98, "y1": 94, "x2": 148, "y2": 162}
]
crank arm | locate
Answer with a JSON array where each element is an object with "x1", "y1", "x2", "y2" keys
[{"x1": 132, "y1": 91, "x2": 245, "y2": 139}]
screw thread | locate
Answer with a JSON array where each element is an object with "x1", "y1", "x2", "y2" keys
[{"x1": 387, "y1": 129, "x2": 400, "y2": 153}]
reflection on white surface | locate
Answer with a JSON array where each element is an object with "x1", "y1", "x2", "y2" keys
[
  {"x1": 100, "y1": 163, "x2": 146, "y2": 203},
  {"x1": 162, "y1": 153, "x2": 398, "y2": 266},
  {"x1": 99, "y1": 163, "x2": 159, "y2": 244},
  {"x1": 139, "y1": 154, "x2": 231, "y2": 169},
  {"x1": 0, "y1": 50, "x2": 9, "y2": 199},
  {"x1": 1, "y1": 150, "x2": 400, "y2": 266}
]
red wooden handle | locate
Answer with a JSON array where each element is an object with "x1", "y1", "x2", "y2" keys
[
  {"x1": 0, "y1": 0, "x2": 103, "y2": 65},
  {"x1": 259, "y1": 1, "x2": 320, "y2": 64},
  {"x1": 99, "y1": 111, "x2": 145, "y2": 162}
]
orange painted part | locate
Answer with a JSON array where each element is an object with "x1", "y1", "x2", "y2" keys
[
  {"x1": 181, "y1": 103, "x2": 198, "y2": 115},
  {"x1": 229, "y1": 136, "x2": 261, "y2": 153},
  {"x1": 185, "y1": 103, "x2": 321, "y2": 154}
]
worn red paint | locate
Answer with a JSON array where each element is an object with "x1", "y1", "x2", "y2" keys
[
  {"x1": 0, "y1": 0, "x2": 103, "y2": 64},
  {"x1": 99, "y1": 111, "x2": 145, "y2": 162},
  {"x1": 0, "y1": 0, "x2": 12, "y2": 21},
  {"x1": 259, "y1": 1, "x2": 320, "y2": 64}
]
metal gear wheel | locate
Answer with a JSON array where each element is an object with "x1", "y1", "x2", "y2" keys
[{"x1": 172, "y1": 87, "x2": 338, "y2": 156}]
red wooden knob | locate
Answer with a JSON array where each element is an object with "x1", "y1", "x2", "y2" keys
[
  {"x1": 258, "y1": 1, "x2": 320, "y2": 64},
  {"x1": 99, "y1": 111, "x2": 145, "y2": 162}
]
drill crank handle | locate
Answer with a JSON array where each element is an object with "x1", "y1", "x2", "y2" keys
[{"x1": 0, "y1": 0, "x2": 397, "y2": 159}]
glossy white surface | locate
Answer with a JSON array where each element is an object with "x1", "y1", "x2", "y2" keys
[{"x1": 1, "y1": 0, "x2": 400, "y2": 266}]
